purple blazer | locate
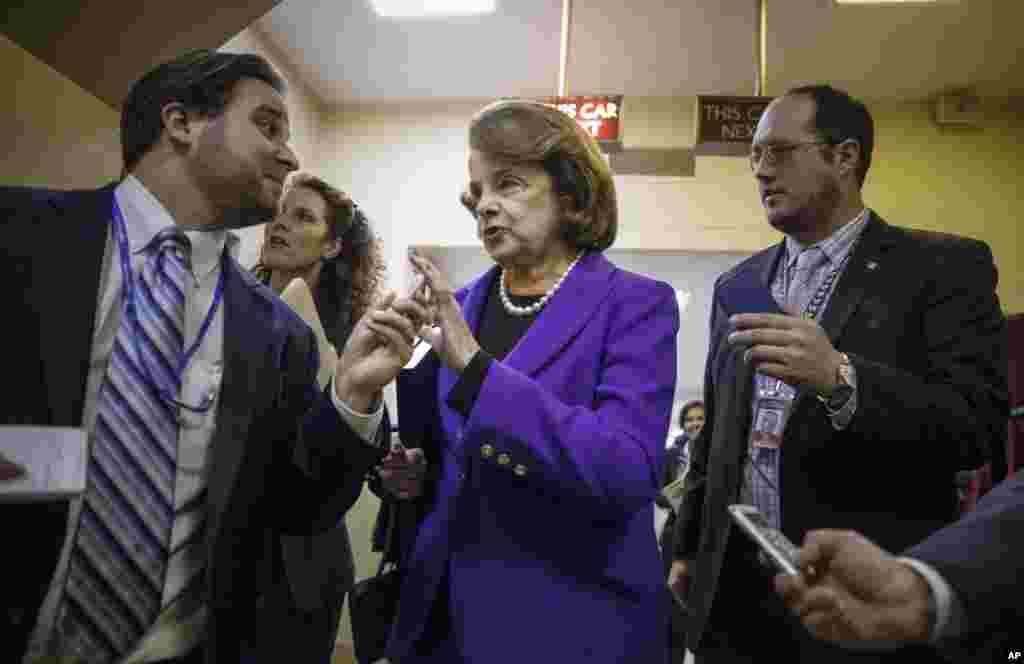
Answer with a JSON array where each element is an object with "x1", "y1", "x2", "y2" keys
[{"x1": 389, "y1": 252, "x2": 679, "y2": 663}]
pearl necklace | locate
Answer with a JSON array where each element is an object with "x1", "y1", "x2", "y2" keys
[{"x1": 499, "y1": 252, "x2": 584, "y2": 317}]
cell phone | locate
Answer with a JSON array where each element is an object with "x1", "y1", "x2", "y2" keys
[{"x1": 728, "y1": 504, "x2": 800, "y2": 576}]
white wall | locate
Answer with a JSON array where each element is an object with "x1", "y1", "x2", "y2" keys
[{"x1": 308, "y1": 98, "x2": 780, "y2": 295}]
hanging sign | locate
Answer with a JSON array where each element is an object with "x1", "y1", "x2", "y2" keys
[
  {"x1": 694, "y1": 95, "x2": 773, "y2": 155},
  {"x1": 545, "y1": 95, "x2": 624, "y2": 148}
]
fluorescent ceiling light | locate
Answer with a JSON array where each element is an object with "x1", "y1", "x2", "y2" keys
[{"x1": 371, "y1": 0, "x2": 497, "y2": 17}]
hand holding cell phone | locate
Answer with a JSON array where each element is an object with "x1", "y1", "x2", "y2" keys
[
  {"x1": 728, "y1": 504, "x2": 801, "y2": 576},
  {"x1": 377, "y1": 440, "x2": 427, "y2": 500}
]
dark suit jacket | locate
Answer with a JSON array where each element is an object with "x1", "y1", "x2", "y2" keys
[
  {"x1": 0, "y1": 184, "x2": 386, "y2": 663},
  {"x1": 673, "y1": 213, "x2": 1008, "y2": 653},
  {"x1": 908, "y1": 470, "x2": 1023, "y2": 660},
  {"x1": 251, "y1": 270, "x2": 360, "y2": 664}
]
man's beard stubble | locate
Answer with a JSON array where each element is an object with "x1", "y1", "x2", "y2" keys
[
  {"x1": 767, "y1": 175, "x2": 841, "y2": 240},
  {"x1": 221, "y1": 192, "x2": 276, "y2": 230}
]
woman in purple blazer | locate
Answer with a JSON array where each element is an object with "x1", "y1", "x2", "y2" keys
[{"x1": 376, "y1": 100, "x2": 680, "y2": 663}]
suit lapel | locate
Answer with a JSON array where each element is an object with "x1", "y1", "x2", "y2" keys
[
  {"x1": 758, "y1": 242, "x2": 786, "y2": 292},
  {"x1": 37, "y1": 185, "x2": 115, "y2": 425},
  {"x1": 205, "y1": 259, "x2": 271, "y2": 545},
  {"x1": 502, "y1": 251, "x2": 615, "y2": 377},
  {"x1": 819, "y1": 212, "x2": 896, "y2": 344},
  {"x1": 435, "y1": 253, "x2": 614, "y2": 443},
  {"x1": 710, "y1": 246, "x2": 781, "y2": 388}
]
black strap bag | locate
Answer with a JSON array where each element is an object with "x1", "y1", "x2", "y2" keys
[{"x1": 349, "y1": 501, "x2": 401, "y2": 663}]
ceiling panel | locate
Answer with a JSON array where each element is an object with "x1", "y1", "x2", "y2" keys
[
  {"x1": 257, "y1": 0, "x2": 1024, "y2": 107},
  {"x1": 257, "y1": 0, "x2": 563, "y2": 105},
  {"x1": 764, "y1": 0, "x2": 1024, "y2": 100},
  {"x1": 568, "y1": 0, "x2": 760, "y2": 97},
  {"x1": 2, "y1": 0, "x2": 283, "y2": 108}
]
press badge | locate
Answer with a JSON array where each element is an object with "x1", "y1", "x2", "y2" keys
[
  {"x1": 752, "y1": 400, "x2": 787, "y2": 448},
  {"x1": 752, "y1": 375, "x2": 795, "y2": 449}
]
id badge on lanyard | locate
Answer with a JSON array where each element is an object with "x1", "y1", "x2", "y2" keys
[{"x1": 752, "y1": 376, "x2": 795, "y2": 449}]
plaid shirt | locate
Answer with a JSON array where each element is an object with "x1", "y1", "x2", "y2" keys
[{"x1": 740, "y1": 210, "x2": 869, "y2": 529}]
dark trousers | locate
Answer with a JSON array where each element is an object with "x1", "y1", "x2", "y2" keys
[{"x1": 661, "y1": 510, "x2": 689, "y2": 663}]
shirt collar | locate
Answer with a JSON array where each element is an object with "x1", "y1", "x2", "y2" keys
[
  {"x1": 186, "y1": 229, "x2": 239, "y2": 280},
  {"x1": 114, "y1": 175, "x2": 238, "y2": 279},
  {"x1": 114, "y1": 174, "x2": 175, "y2": 256},
  {"x1": 785, "y1": 208, "x2": 870, "y2": 268}
]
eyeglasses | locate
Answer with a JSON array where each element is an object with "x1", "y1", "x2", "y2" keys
[{"x1": 749, "y1": 141, "x2": 830, "y2": 171}]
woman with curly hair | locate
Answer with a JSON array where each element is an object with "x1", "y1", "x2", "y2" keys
[
  {"x1": 255, "y1": 171, "x2": 385, "y2": 386},
  {"x1": 250, "y1": 171, "x2": 385, "y2": 664}
]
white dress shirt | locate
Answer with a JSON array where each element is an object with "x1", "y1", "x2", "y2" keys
[
  {"x1": 899, "y1": 558, "x2": 967, "y2": 643},
  {"x1": 25, "y1": 176, "x2": 382, "y2": 663}
]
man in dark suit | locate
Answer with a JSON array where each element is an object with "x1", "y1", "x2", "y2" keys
[
  {"x1": 1, "y1": 50, "x2": 423, "y2": 664},
  {"x1": 774, "y1": 470, "x2": 1024, "y2": 662},
  {"x1": 669, "y1": 84, "x2": 1007, "y2": 663}
]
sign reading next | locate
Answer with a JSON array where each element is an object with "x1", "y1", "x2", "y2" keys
[
  {"x1": 695, "y1": 95, "x2": 773, "y2": 155},
  {"x1": 549, "y1": 95, "x2": 623, "y2": 145}
]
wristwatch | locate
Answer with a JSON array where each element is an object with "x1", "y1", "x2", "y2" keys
[{"x1": 818, "y1": 352, "x2": 854, "y2": 411}]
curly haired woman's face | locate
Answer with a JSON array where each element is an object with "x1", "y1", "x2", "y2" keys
[{"x1": 263, "y1": 186, "x2": 340, "y2": 272}]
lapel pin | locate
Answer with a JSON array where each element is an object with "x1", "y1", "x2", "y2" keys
[{"x1": 866, "y1": 261, "x2": 878, "y2": 271}]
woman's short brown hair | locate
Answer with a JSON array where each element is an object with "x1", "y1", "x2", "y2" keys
[{"x1": 460, "y1": 99, "x2": 618, "y2": 252}]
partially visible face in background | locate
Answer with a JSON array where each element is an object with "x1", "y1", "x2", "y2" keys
[
  {"x1": 683, "y1": 406, "x2": 705, "y2": 438},
  {"x1": 261, "y1": 185, "x2": 339, "y2": 272}
]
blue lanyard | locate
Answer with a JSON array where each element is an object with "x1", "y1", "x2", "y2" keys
[{"x1": 111, "y1": 196, "x2": 225, "y2": 413}]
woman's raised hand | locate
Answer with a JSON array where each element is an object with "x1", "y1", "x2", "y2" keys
[{"x1": 408, "y1": 249, "x2": 481, "y2": 372}]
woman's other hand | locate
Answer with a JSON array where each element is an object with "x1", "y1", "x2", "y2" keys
[{"x1": 408, "y1": 249, "x2": 480, "y2": 372}]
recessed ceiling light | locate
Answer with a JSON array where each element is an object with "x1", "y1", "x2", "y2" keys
[{"x1": 371, "y1": 0, "x2": 497, "y2": 17}]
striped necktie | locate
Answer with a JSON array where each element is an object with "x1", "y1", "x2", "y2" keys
[
  {"x1": 786, "y1": 247, "x2": 829, "y2": 316},
  {"x1": 57, "y1": 228, "x2": 190, "y2": 663}
]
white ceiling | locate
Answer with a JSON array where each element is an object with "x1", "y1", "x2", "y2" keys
[{"x1": 255, "y1": 0, "x2": 1024, "y2": 106}]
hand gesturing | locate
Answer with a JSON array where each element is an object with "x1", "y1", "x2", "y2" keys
[
  {"x1": 334, "y1": 292, "x2": 430, "y2": 411},
  {"x1": 408, "y1": 249, "x2": 480, "y2": 372}
]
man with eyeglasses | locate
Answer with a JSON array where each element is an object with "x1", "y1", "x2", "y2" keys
[{"x1": 668, "y1": 84, "x2": 1007, "y2": 663}]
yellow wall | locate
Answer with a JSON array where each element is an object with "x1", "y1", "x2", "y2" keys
[
  {"x1": 1, "y1": 27, "x2": 325, "y2": 251},
  {"x1": 316, "y1": 96, "x2": 1024, "y2": 313},
  {"x1": 866, "y1": 102, "x2": 1024, "y2": 314},
  {"x1": 2, "y1": 33, "x2": 122, "y2": 189}
]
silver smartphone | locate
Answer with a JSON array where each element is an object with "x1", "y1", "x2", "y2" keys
[{"x1": 728, "y1": 504, "x2": 801, "y2": 576}]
